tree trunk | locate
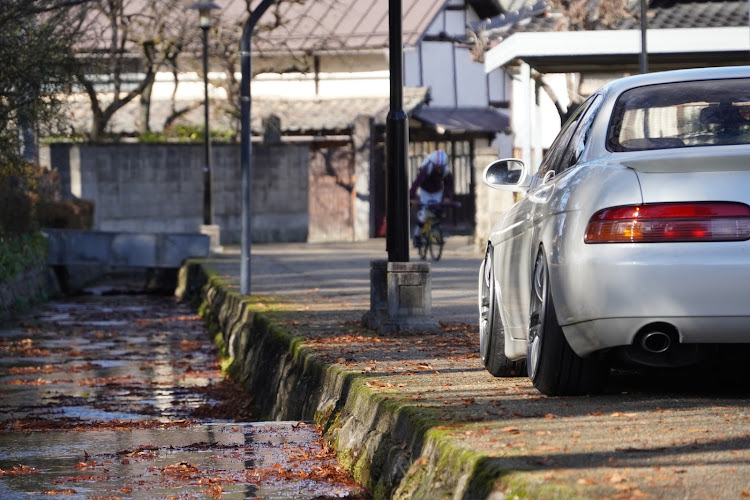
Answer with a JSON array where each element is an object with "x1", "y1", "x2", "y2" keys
[{"x1": 139, "y1": 78, "x2": 154, "y2": 134}]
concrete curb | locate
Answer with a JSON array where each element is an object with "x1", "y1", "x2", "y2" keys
[{"x1": 183, "y1": 261, "x2": 501, "y2": 499}]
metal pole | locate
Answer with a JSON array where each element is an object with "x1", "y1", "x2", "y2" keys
[
  {"x1": 202, "y1": 25, "x2": 213, "y2": 225},
  {"x1": 240, "y1": 0, "x2": 276, "y2": 295},
  {"x1": 639, "y1": 0, "x2": 648, "y2": 74},
  {"x1": 386, "y1": 0, "x2": 409, "y2": 262}
]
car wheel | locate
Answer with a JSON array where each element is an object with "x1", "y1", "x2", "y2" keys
[
  {"x1": 479, "y1": 251, "x2": 526, "y2": 377},
  {"x1": 527, "y1": 249, "x2": 608, "y2": 396}
]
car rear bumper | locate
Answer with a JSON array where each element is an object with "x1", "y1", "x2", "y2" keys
[
  {"x1": 563, "y1": 316, "x2": 750, "y2": 356},
  {"x1": 551, "y1": 241, "x2": 750, "y2": 356}
]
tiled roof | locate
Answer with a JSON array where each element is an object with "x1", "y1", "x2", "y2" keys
[
  {"x1": 82, "y1": 0, "x2": 447, "y2": 55},
  {"x1": 66, "y1": 88, "x2": 430, "y2": 137},
  {"x1": 230, "y1": 0, "x2": 447, "y2": 53},
  {"x1": 479, "y1": 0, "x2": 750, "y2": 41},
  {"x1": 617, "y1": 0, "x2": 750, "y2": 29},
  {"x1": 251, "y1": 87, "x2": 430, "y2": 134}
]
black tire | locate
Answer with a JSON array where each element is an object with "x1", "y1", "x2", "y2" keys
[
  {"x1": 418, "y1": 231, "x2": 428, "y2": 260},
  {"x1": 527, "y1": 250, "x2": 609, "y2": 396},
  {"x1": 479, "y1": 252, "x2": 527, "y2": 377},
  {"x1": 429, "y1": 227, "x2": 444, "y2": 261}
]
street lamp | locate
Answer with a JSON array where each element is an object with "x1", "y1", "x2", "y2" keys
[
  {"x1": 239, "y1": 0, "x2": 277, "y2": 295},
  {"x1": 190, "y1": 1, "x2": 220, "y2": 227}
]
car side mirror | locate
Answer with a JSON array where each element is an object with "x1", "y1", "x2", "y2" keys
[{"x1": 482, "y1": 158, "x2": 529, "y2": 191}]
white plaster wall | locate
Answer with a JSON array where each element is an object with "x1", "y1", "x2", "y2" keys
[
  {"x1": 444, "y1": 9, "x2": 466, "y2": 35},
  {"x1": 455, "y1": 47, "x2": 487, "y2": 107},
  {"x1": 404, "y1": 49, "x2": 422, "y2": 88},
  {"x1": 420, "y1": 42, "x2": 456, "y2": 106},
  {"x1": 488, "y1": 69, "x2": 510, "y2": 105}
]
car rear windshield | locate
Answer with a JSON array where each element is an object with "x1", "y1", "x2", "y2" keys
[{"x1": 607, "y1": 78, "x2": 750, "y2": 152}]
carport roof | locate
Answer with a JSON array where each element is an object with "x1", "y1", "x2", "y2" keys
[
  {"x1": 484, "y1": 27, "x2": 750, "y2": 74},
  {"x1": 478, "y1": 0, "x2": 750, "y2": 74}
]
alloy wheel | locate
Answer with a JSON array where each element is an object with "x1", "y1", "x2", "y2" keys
[
  {"x1": 479, "y1": 255, "x2": 493, "y2": 363},
  {"x1": 527, "y1": 252, "x2": 547, "y2": 380}
]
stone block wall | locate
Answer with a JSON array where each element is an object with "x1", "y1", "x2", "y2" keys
[{"x1": 44, "y1": 143, "x2": 310, "y2": 245}]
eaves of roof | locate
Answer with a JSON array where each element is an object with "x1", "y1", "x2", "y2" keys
[{"x1": 412, "y1": 106, "x2": 510, "y2": 133}]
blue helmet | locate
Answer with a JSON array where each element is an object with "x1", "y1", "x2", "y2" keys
[{"x1": 429, "y1": 150, "x2": 448, "y2": 167}]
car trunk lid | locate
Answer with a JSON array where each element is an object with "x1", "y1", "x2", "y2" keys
[
  {"x1": 622, "y1": 148, "x2": 749, "y2": 174},
  {"x1": 622, "y1": 148, "x2": 750, "y2": 204}
]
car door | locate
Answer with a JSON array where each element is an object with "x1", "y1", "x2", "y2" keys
[{"x1": 499, "y1": 95, "x2": 603, "y2": 340}]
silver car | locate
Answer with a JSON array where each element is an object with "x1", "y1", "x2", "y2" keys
[{"x1": 478, "y1": 66, "x2": 750, "y2": 396}]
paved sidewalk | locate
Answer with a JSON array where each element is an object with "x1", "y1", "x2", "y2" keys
[{"x1": 209, "y1": 236, "x2": 483, "y2": 326}]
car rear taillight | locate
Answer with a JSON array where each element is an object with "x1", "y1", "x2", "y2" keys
[{"x1": 585, "y1": 202, "x2": 750, "y2": 243}]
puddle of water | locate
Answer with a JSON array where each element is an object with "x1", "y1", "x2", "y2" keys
[
  {"x1": 0, "y1": 423, "x2": 360, "y2": 499},
  {"x1": 52, "y1": 320, "x2": 129, "y2": 327},
  {"x1": 0, "y1": 291, "x2": 366, "y2": 499},
  {"x1": 52, "y1": 406, "x2": 147, "y2": 422}
]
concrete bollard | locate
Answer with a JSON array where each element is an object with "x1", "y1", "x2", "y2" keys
[{"x1": 362, "y1": 259, "x2": 441, "y2": 334}]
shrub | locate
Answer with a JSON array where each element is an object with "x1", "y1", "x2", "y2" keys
[
  {"x1": 0, "y1": 161, "x2": 38, "y2": 235},
  {"x1": 0, "y1": 161, "x2": 93, "y2": 235},
  {"x1": 0, "y1": 232, "x2": 48, "y2": 285},
  {"x1": 139, "y1": 124, "x2": 236, "y2": 143}
]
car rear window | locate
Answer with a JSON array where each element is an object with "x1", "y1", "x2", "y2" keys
[{"x1": 607, "y1": 78, "x2": 750, "y2": 152}]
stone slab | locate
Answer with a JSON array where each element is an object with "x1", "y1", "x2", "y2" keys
[{"x1": 43, "y1": 229, "x2": 210, "y2": 268}]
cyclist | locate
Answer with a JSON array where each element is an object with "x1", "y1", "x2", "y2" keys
[{"x1": 409, "y1": 149, "x2": 454, "y2": 248}]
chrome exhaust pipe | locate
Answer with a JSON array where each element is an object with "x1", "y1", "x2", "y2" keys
[
  {"x1": 627, "y1": 325, "x2": 700, "y2": 367},
  {"x1": 639, "y1": 331, "x2": 673, "y2": 354}
]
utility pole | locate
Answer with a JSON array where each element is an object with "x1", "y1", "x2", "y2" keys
[{"x1": 639, "y1": 0, "x2": 648, "y2": 73}]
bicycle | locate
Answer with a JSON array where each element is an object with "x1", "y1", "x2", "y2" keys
[{"x1": 413, "y1": 201, "x2": 459, "y2": 261}]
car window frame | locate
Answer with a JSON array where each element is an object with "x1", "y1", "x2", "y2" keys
[
  {"x1": 537, "y1": 93, "x2": 602, "y2": 179},
  {"x1": 556, "y1": 94, "x2": 603, "y2": 173}
]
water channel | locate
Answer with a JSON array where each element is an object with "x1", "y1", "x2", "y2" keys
[{"x1": 0, "y1": 277, "x2": 366, "y2": 499}]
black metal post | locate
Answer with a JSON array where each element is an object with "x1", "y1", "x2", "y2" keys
[
  {"x1": 201, "y1": 25, "x2": 213, "y2": 225},
  {"x1": 386, "y1": 0, "x2": 409, "y2": 262},
  {"x1": 240, "y1": 0, "x2": 276, "y2": 295},
  {"x1": 639, "y1": 0, "x2": 648, "y2": 74}
]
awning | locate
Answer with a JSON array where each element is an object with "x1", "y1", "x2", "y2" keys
[{"x1": 412, "y1": 107, "x2": 510, "y2": 134}]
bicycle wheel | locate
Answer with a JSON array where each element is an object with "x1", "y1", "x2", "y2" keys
[
  {"x1": 428, "y1": 227, "x2": 444, "y2": 261},
  {"x1": 418, "y1": 229, "x2": 429, "y2": 260}
]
